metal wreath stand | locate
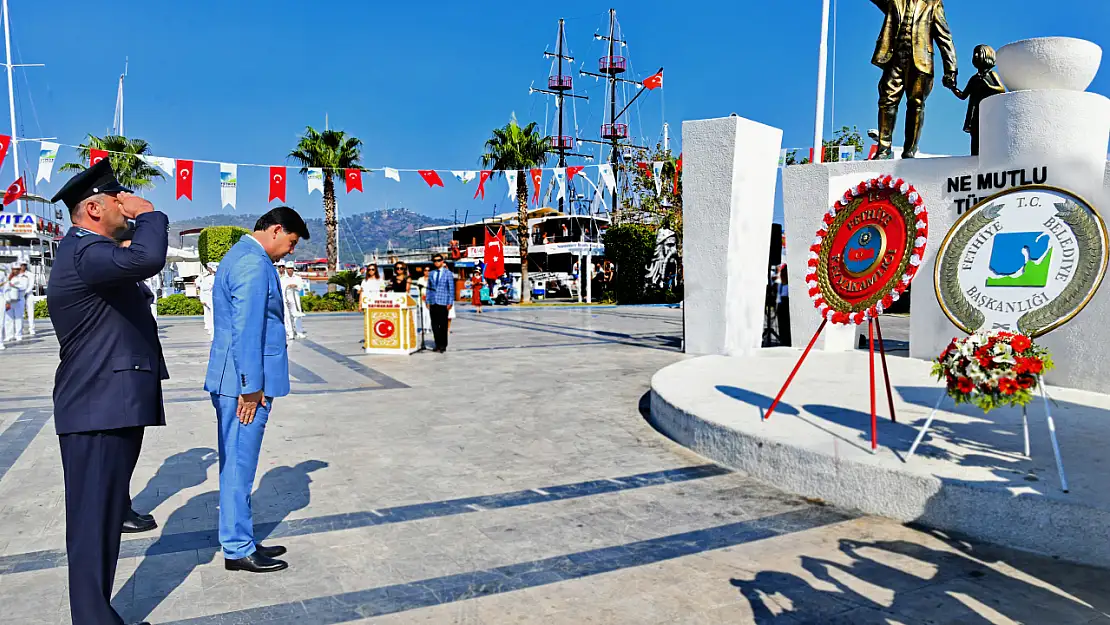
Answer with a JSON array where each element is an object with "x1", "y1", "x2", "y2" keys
[{"x1": 764, "y1": 176, "x2": 929, "y2": 453}]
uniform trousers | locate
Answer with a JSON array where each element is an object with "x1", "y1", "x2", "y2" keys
[
  {"x1": 4, "y1": 299, "x2": 25, "y2": 340},
  {"x1": 212, "y1": 393, "x2": 272, "y2": 559},
  {"x1": 59, "y1": 427, "x2": 144, "y2": 625},
  {"x1": 429, "y1": 304, "x2": 450, "y2": 351}
]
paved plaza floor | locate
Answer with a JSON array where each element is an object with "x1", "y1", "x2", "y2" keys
[{"x1": 0, "y1": 306, "x2": 1108, "y2": 624}]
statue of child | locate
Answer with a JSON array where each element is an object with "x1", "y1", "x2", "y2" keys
[{"x1": 951, "y1": 44, "x2": 1006, "y2": 156}]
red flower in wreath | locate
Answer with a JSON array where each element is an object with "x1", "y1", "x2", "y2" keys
[
  {"x1": 1011, "y1": 335, "x2": 1032, "y2": 353},
  {"x1": 998, "y1": 378, "x2": 1019, "y2": 395},
  {"x1": 1016, "y1": 356, "x2": 1044, "y2": 375},
  {"x1": 956, "y1": 377, "x2": 974, "y2": 393},
  {"x1": 1017, "y1": 375, "x2": 1036, "y2": 390}
]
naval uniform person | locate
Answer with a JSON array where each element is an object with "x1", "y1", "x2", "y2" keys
[{"x1": 47, "y1": 159, "x2": 168, "y2": 625}]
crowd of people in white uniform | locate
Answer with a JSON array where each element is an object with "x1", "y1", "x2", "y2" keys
[
  {"x1": 195, "y1": 259, "x2": 308, "y2": 343},
  {"x1": 0, "y1": 262, "x2": 34, "y2": 349}
]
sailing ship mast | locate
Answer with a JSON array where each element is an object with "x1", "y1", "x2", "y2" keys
[
  {"x1": 578, "y1": 8, "x2": 661, "y2": 220},
  {"x1": 2, "y1": 0, "x2": 43, "y2": 214},
  {"x1": 112, "y1": 58, "x2": 127, "y2": 136},
  {"x1": 529, "y1": 18, "x2": 588, "y2": 214}
]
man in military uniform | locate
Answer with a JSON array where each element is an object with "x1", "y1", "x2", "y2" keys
[
  {"x1": 47, "y1": 159, "x2": 168, "y2": 625},
  {"x1": 870, "y1": 0, "x2": 958, "y2": 159}
]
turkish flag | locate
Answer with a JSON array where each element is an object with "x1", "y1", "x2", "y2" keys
[
  {"x1": 566, "y1": 166, "x2": 584, "y2": 180},
  {"x1": 345, "y1": 168, "x2": 363, "y2": 193},
  {"x1": 176, "y1": 159, "x2": 194, "y2": 200},
  {"x1": 643, "y1": 70, "x2": 663, "y2": 90},
  {"x1": 474, "y1": 170, "x2": 491, "y2": 200},
  {"x1": 3, "y1": 176, "x2": 25, "y2": 206},
  {"x1": 530, "y1": 168, "x2": 542, "y2": 205},
  {"x1": 868, "y1": 144, "x2": 879, "y2": 160},
  {"x1": 0, "y1": 135, "x2": 11, "y2": 173},
  {"x1": 269, "y1": 166, "x2": 286, "y2": 202},
  {"x1": 90, "y1": 149, "x2": 109, "y2": 166},
  {"x1": 418, "y1": 170, "x2": 444, "y2": 187},
  {"x1": 673, "y1": 154, "x2": 682, "y2": 194},
  {"x1": 483, "y1": 226, "x2": 506, "y2": 280},
  {"x1": 636, "y1": 161, "x2": 652, "y2": 178}
]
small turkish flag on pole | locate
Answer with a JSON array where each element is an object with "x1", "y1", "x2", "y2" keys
[
  {"x1": 474, "y1": 170, "x2": 491, "y2": 200},
  {"x1": 3, "y1": 176, "x2": 25, "y2": 206},
  {"x1": 0, "y1": 135, "x2": 11, "y2": 173},
  {"x1": 643, "y1": 69, "x2": 663, "y2": 90},
  {"x1": 176, "y1": 159, "x2": 194, "y2": 200},
  {"x1": 345, "y1": 168, "x2": 363, "y2": 193},
  {"x1": 530, "y1": 168, "x2": 542, "y2": 205},
  {"x1": 484, "y1": 226, "x2": 506, "y2": 280},
  {"x1": 269, "y1": 166, "x2": 286, "y2": 202},
  {"x1": 636, "y1": 162, "x2": 652, "y2": 178},
  {"x1": 566, "y1": 165, "x2": 584, "y2": 180},
  {"x1": 89, "y1": 149, "x2": 109, "y2": 166},
  {"x1": 418, "y1": 170, "x2": 444, "y2": 187}
]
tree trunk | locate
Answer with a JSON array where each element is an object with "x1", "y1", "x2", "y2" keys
[
  {"x1": 517, "y1": 177, "x2": 531, "y2": 304},
  {"x1": 323, "y1": 175, "x2": 338, "y2": 293}
]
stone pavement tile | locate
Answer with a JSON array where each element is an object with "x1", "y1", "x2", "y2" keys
[
  {"x1": 0, "y1": 568, "x2": 69, "y2": 622},
  {"x1": 887, "y1": 576, "x2": 1100, "y2": 625}
]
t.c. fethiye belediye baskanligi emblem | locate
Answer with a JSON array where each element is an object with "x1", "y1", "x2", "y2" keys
[
  {"x1": 934, "y1": 185, "x2": 1109, "y2": 337},
  {"x1": 807, "y1": 175, "x2": 929, "y2": 325}
]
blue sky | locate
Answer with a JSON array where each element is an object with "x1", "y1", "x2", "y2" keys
[{"x1": 7, "y1": 0, "x2": 1109, "y2": 225}]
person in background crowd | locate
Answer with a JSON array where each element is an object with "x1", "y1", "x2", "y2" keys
[
  {"x1": 0, "y1": 264, "x2": 7, "y2": 349},
  {"x1": 205, "y1": 206, "x2": 309, "y2": 575},
  {"x1": 280, "y1": 262, "x2": 307, "y2": 341},
  {"x1": 387, "y1": 261, "x2": 409, "y2": 293},
  {"x1": 198, "y1": 262, "x2": 218, "y2": 339},
  {"x1": 425, "y1": 253, "x2": 455, "y2": 352},
  {"x1": 4, "y1": 263, "x2": 31, "y2": 342},
  {"x1": 470, "y1": 269, "x2": 484, "y2": 314},
  {"x1": 356, "y1": 264, "x2": 383, "y2": 309},
  {"x1": 561, "y1": 223, "x2": 569, "y2": 238},
  {"x1": 144, "y1": 270, "x2": 162, "y2": 322},
  {"x1": 20, "y1": 262, "x2": 35, "y2": 338},
  {"x1": 47, "y1": 159, "x2": 169, "y2": 625}
]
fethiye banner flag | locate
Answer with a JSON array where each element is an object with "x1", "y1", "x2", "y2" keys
[{"x1": 220, "y1": 163, "x2": 237, "y2": 209}]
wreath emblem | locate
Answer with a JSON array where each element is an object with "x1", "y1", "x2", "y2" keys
[{"x1": 806, "y1": 175, "x2": 928, "y2": 325}]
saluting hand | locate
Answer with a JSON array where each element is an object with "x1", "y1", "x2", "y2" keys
[
  {"x1": 237, "y1": 390, "x2": 266, "y2": 424},
  {"x1": 117, "y1": 192, "x2": 155, "y2": 219}
]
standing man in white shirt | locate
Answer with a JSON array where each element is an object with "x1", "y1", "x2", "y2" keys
[
  {"x1": 279, "y1": 262, "x2": 306, "y2": 341},
  {"x1": 198, "y1": 262, "x2": 218, "y2": 339},
  {"x1": 4, "y1": 263, "x2": 31, "y2": 342}
]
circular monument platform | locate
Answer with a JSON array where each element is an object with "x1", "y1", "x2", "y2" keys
[{"x1": 649, "y1": 349, "x2": 1110, "y2": 568}]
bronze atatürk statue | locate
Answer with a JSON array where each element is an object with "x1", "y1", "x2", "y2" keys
[
  {"x1": 951, "y1": 44, "x2": 1006, "y2": 156},
  {"x1": 869, "y1": 0, "x2": 958, "y2": 159}
]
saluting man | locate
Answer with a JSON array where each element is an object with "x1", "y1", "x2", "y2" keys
[{"x1": 47, "y1": 159, "x2": 168, "y2": 625}]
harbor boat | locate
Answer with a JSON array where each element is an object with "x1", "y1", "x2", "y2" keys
[{"x1": 0, "y1": 194, "x2": 67, "y2": 295}]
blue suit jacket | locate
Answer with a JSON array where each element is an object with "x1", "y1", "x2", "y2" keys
[
  {"x1": 204, "y1": 237, "x2": 290, "y2": 399},
  {"x1": 47, "y1": 212, "x2": 170, "y2": 435}
]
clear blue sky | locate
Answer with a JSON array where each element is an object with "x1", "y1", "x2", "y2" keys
[{"x1": 7, "y1": 0, "x2": 1109, "y2": 225}]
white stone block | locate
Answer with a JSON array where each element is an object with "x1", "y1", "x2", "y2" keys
[{"x1": 682, "y1": 115, "x2": 782, "y2": 356}]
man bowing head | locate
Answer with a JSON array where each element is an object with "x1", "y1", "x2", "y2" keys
[{"x1": 204, "y1": 206, "x2": 309, "y2": 572}]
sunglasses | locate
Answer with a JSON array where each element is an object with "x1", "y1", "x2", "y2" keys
[{"x1": 433, "y1": 258, "x2": 444, "y2": 263}]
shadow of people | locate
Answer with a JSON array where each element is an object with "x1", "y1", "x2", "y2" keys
[
  {"x1": 130, "y1": 447, "x2": 218, "y2": 517},
  {"x1": 113, "y1": 460, "x2": 328, "y2": 622},
  {"x1": 730, "y1": 534, "x2": 1110, "y2": 623}
]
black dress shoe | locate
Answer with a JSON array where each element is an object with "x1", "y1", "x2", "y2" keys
[
  {"x1": 122, "y1": 509, "x2": 158, "y2": 534},
  {"x1": 225, "y1": 551, "x2": 288, "y2": 573},
  {"x1": 256, "y1": 544, "x2": 287, "y2": 558}
]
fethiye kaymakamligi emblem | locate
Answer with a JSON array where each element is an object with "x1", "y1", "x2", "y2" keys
[
  {"x1": 807, "y1": 176, "x2": 929, "y2": 325},
  {"x1": 934, "y1": 185, "x2": 1109, "y2": 337}
]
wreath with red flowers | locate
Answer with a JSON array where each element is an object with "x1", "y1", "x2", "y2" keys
[
  {"x1": 932, "y1": 331, "x2": 1055, "y2": 413},
  {"x1": 805, "y1": 175, "x2": 928, "y2": 325}
]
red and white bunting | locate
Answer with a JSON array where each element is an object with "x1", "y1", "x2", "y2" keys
[
  {"x1": 346, "y1": 168, "x2": 363, "y2": 193},
  {"x1": 269, "y1": 166, "x2": 286, "y2": 203},
  {"x1": 3, "y1": 176, "x2": 25, "y2": 206},
  {"x1": 176, "y1": 160, "x2": 194, "y2": 200}
]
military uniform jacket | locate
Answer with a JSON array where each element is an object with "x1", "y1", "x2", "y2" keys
[{"x1": 47, "y1": 212, "x2": 170, "y2": 434}]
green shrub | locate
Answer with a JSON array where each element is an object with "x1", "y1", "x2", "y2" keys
[
  {"x1": 198, "y1": 226, "x2": 250, "y2": 264},
  {"x1": 300, "y1": 292, "x2": 359, "y2": 312},
  {"x1": 34, "y1": 299, "x2": 49, "y2": 319},
  {"x1": 157, "y1": 294, "x2": 204, "y2": 316},
  {"x1": 602, "y1": 224, "x2": 657, "y2": 304}
]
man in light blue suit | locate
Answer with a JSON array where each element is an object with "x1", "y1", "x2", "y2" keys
[{"x1": 205, "y1": 207, "x2": 310, "y2": 573}]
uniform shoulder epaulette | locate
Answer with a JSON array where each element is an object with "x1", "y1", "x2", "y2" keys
[{"x1": 74, "y1": 228, "x2": 95, "y2": 238}]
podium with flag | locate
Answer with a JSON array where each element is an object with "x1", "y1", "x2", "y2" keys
[{"x1": 363, "y1": 292, "x2": 419, "y2": 355}]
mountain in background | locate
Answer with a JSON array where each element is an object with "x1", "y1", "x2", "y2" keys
[{"x1": 169, "y1": 208, "x2": 454, "y2": 264}]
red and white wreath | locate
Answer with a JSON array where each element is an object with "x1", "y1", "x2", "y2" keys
[{"x1": 804, "y1": 175, "x2": 929, "y2": 325}]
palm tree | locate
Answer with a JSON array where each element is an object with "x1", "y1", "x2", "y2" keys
[
  {"x1": 289, "y1": 127, "x2": 365, "y2": 276},
  {"x1": 328, "y1": 270, "x2": 362, "y2": 301},
  {"x1": 59, "y1": 135, "x2": 164, "y2": 190},
  {"x1": 480, "y1": 115, "x2": 548, "y2": 303}
]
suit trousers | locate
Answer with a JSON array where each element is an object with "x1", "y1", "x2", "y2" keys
[
  {"x1": 430, "y1": 304, "x2": 450, "y2": 351},
  {"x1": 212, "y1": 393, "x2": 272, "y2": 559},
  {"x1": 878, "y1": 47, "x2": 934, "y2": 111},
  {"x1": 59, "y1": 427, "x2": 145, "y2": 625}
]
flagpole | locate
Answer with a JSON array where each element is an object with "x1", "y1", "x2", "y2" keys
[
  {"x1": 2, "y1": 0, "x2": 19, "y2": 213},
  {"x1": 812, "y1": 0, "x2": 831, "y2": 164}
]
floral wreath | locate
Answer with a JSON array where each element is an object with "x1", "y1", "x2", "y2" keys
[
  {"x1": 932, "y1": 330, "x2": 1054, "y2": 413},
  {"x1": 805, "y1": 175, "x2": 929, "y2": 325}
]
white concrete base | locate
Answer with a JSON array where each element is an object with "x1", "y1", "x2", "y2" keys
[{"x1": 649, "y1": 350, "x2": 1110, "y2": 568}]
